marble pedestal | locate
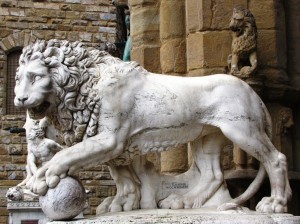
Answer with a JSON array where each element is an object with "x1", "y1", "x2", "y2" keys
[
  {"x1": 7, "y1": 200, "x2": 84, "y2": 224},
  {"x1": 7, "y1": 200, "x2": 47, "y2": 224},
  {"x1": 49, "y1": 208, "x2": 300, "y2": 224}
]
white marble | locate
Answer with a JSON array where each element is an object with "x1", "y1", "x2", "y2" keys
[{"x1": 14, "y1": 39, "x2": 291, "y2": 220}]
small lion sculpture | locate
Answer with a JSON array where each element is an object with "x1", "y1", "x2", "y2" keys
[
  {"x1": 14, "y1": 39, "x2": 291, "y2": 215},
  {"x1": 228, "y1": 7, "x2": 258, "y2": 78}
]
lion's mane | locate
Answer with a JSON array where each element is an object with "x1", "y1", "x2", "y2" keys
[{"x1": 19, "y1": 39, "x2": 144, "y2": 146}]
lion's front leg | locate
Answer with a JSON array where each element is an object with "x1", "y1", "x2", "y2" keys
[
  {"x1": 96, "y1": 164, "x2": 141, "y2": 214},
  {"x1": 240, "y1": 51, "x2": 257, "y2": 78},
  {"x1": 29, "y1": 134, "x2": 123, "y2": 195},
  {"x1": 229, "y1": 53, "x2": 240, "y2": 76}
]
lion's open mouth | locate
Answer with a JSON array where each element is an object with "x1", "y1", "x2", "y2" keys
[{"x1": 28, "y1": 101, "x2": 50, "y2": 118}]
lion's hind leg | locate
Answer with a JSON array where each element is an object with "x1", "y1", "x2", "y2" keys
[
  {"x1": 220, "y1": 124, "x2": 292, "y2": 213},
  {"x1": 187, "y1": 133, "x2": 228, "y2": 208},
  {"x1": 158, "y1": 132, "x2": 228, "y2": 209}
]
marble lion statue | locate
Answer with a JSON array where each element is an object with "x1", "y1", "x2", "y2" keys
[
  {"x1": 228, "y1": 7, "x2": 258, "y2": 78},
  {"x1": 14, "y1": 39, "x2": 291, "y2": 214}
]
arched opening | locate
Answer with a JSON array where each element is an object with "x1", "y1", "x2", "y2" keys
[{"x1": 6, "y1": 50, "x2": 25, "y2": 115}]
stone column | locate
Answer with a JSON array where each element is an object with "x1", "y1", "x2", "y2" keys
[
  {"x1": 185, "y1": 0, "x2": 247, "y2": 169},
  {"x1": 185, "y1": 0, "x2": 245, "y2": 76},
  {"x1": 159, "y1": 0, "x2": 188, "y2": 174},
  {"x1": 285, "y1": 0, "x2": 300, "y2": 172},
  {"x1": 129, "y1": 0, "x2": 161, "y2": 73},
  {"x1": 248, "y1": 0, "x2": 288, "y2": 86}
]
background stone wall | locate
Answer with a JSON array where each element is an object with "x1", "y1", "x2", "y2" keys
[{"x1": 0, "y1": 0, "x2": 118, "y2": 222}]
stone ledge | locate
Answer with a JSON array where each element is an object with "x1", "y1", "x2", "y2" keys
[{"x1": 49, "y1": 208, "x2": 300, "y2": 224}]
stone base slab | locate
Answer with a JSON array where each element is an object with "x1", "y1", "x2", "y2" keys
[{"x1": 49, "y1": 208, "x2": 300, "y2": 224}]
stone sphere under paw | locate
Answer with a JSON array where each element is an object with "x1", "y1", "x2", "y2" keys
[{"x1": 39, "y1": 176, "x2": 86, "y2": 221}]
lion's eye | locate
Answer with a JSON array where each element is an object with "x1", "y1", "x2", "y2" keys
[{"x1": 34, "y1": 75, "x2": 42, "y2": 82}]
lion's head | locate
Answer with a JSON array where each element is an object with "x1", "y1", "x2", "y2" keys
[
  {"x1": 229, "y1": 7, "x2": 257, "y2": 38},
  {"x1": 6, "y1": 186, "x2": 23, "y2": 201},
  {"x1": 15, "y1": 39, "x2": 123, "y2": 145}
]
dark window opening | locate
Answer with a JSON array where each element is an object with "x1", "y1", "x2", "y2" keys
[{"x1": 6, "y1": 50, "x2": 25, "y2": 115}]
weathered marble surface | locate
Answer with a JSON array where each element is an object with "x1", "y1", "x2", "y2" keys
[
  {"x1": 14, "y1": 39, "x2": 291, "y2": 219},
  {"x1": 49, "y1": 209, "x2": 300, "y2": 224}
]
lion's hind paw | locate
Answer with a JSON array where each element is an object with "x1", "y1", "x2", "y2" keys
[{"x1": 256, "y1": 197, "x2": 287, "y2": 213}]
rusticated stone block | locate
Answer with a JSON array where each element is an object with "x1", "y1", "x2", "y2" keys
[
  {"x1": 6, "y1": 21, "x2": 29, "y2": 29},
  {"x1": 33, "y1": 2, "x2": 60, "y2": 10},
  {"x1": 73, "y1": 26, "x2": 86, "y2": 32},
  {"x1": 144, "y1": 47, "x2": 161, "y2": 73},
  {"x1": 132, "y1": 46, "x2": 161, "y2": 72},
  {"x1": 0, "y1": 172, "x2": 7, "y2": 180},
  {"x1": 89, "y1": 197, "x2": 101, "y2": 206},
  {"x1": 68, "y1": 32, "x2": 79, "y2": 41},
  {"x1": 93, "y1": 172, "x2": 111, "y2": 180},
  {"x1": 6, "y1": 16, "x2": 19, "y2": 22},
  {"x1": 186, "y1": 0, "x2": 247, "y2": 33},
  {"x1": 9, "y1": 8, "x2": 25, "y2": 17},
  {"x1": 66, "y1": 0, "x2": 81, "y2": 3},
  {"x1": 249, "y1": 0, "x2": 283, "y2": 29},
  {"x1": 131, "y1": 7, "x2": 159, "y2": 36},
  {"x1": 257, "y1": 30, "x2": 286, "y2": 69},
  {"x1": 187, "y1": 31, "x2": 231, "y2": 71},
  {"x1": 81, "y1": 12, "x2": 100, "y2": 21},
  {"x1": 45, "y1": 30, "x2": 55, "y2": 40},
  {"x1": 79, "y1": 171, "x2": 94, "y2": 180},
  {"x1": 285, "y1": 0, "x2": 300, "y2": 88},
  {"x1": 188, "y1": 67, "x2": 227, "y2": 77},
  {"x1": 160, "y1": 0, "x2": 185, "y2": 40},
  {"x1": 55, "y1": 31, "x2": 67, "y2": 39},
  {"x1": 32, "y1": 30, "x2": 45, "y2": 39},
  {"x1": 130, "y1": 0, "x2": 157, "y2": 7},
  {"x1": 8, "y1": 171, "x2": 24, "y2": 180},
  {"x1": 13, "y1": 31, "x2": 25, "y2": 47},
  {"x1": 12, "y1": 155, "x2": 26, "y2": 164},
  {"x1": 0, "y1": 29, "x2": 12, "y2": 38},
  {"x1": 96, "y1": 186, "x2": 116, "y2": 197},
  {"x1": 161, "y1": 144, "x2": 188, "y2": 174},
  {"x1": 0, "y1": 7, "x2": 9, "y2": 16},
  {"x1": 71, "y1": 4, "x2": 86, "y2": 12},
  {"x1": 258, "y1": 68, "x2": 288, "y2": 85},
  {"x1": 66, "y1": 11, "x2": 80, "y2": 19},
  {"x1": 8, "y1": 144, "x2": 22, "y2": 155},
  {"x1": 160, "y1": 38, "x2": 186, "y2": 74},
  {"x1": 17, "y1": 1, "x2": 34, "y2": 8}
]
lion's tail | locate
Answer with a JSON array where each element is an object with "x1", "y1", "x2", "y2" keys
[{"x1": 218, "y1": 101, "x2": 272, "y2": 211}]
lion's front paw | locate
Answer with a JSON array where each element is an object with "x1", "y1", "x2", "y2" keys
[
  {"x1": 29, "y1": 162, "x2": 69, "y2": 195},
  {"x1": 158, "y1": 194, "x2": 187, "y2": 209},
  {"x1": 230, "y1": 67, "x2": 240, "y2": 76},
  {"x1": 96, "y1": 193, "x2": 140, "y2": 215},
  {"x1": 240, "y1": 66, "x2": 253, "y2": 78},
  {"x1": 256, "y1": 197, "x2": 287, "y2": 213}
]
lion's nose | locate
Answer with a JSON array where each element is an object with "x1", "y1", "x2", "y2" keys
[{"x1": 17, "y1": 96, "x2": 28, "y2": 104}]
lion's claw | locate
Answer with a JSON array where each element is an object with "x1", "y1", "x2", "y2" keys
[
  {"x1": 96, "y1": 193, "x2": 140, "y2": 215},
  {"x1": 256, "y1": 197, "x2": 287, "y2": 213}
]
